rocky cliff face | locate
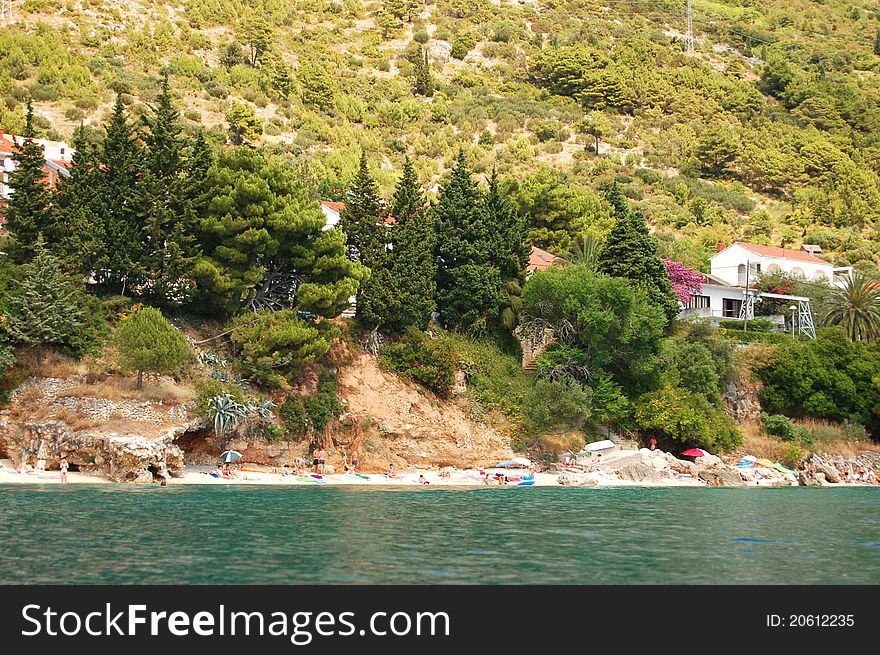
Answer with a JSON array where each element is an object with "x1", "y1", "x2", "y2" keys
[
  {"x1": 0, "y1": 375, "x2": 201, "y2": 482},
  {"x1": 723, "y1": 377, "x2": 762, "y2": 422},
  {"x1": 0, "y1": 414, "x2": 194, "y2": 482}
]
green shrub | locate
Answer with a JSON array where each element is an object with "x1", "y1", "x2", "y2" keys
[
  {"x1": 718, "y1": 318, "x2": 774, "y2": 332},
  {"x1": 522, "y1": 377, "x2": 593, "y2": 434},
  {"x1": 380, "y1": 326, "x2": 457, "y2": 396},
  {"x1": 717, "y1": 328, "x2": 787, "y2": 344},
  {"x1": 280, "y1": 394, "x2": 310, "y2": 434},
  {"x1": 305, "y1": 373, "x2": 342, "y2": 434},
  {"x1": 758, "y1": 412, "x2": 799, "y2": 441}
]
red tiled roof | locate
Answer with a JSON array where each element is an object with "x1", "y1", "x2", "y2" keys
[
  {"x1": 320, "y1": 200, "x2": 346, "y2": 213},
  {"x1": 321, "y1": 200, "x2": 397, "y2": 225},
  {"x1": 527, "y1": 246, "x2": 560, "y2": 273},
  {"x1": 730, "y1": 242, "x2": 831, "y2": 266}
]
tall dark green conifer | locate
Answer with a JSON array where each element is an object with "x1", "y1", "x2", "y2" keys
[
  {"x1": 139, "y1": 74, "x2": 199, "y2": 305},
  {"x1": 413, "y1": 47, "x2": 433, "y2": 97},
  {"x1": 339, "y1": 152, "x2": 385, "y2": 267},
  {"x1": 434, "y1": 150, "x2": 505, "y2": 332},
  {"x1": 3, "y1": 100, "x2": 56, "y2": 262},
  {"x1": 100, "y1": 93, "x2": 145, "y2": 293},
  {"x1": 597, "y1": 184, "x2": 680, "y2": 324},
  {"x1": 359, "y1": 158, "x2": 436, "y2": 332},
  {"x1": 484, "y1": 168, "x2": 529, "y2": 330},
  {"x1": 55, "y1": 125, "x2": 108, "y2": 277}
]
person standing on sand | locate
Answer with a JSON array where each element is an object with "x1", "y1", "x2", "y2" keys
[{"x1": 59, "y1": 457, "x2": 69, "y2": 484}]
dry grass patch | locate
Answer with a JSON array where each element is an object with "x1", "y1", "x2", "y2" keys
[
  {"x1": 56, "y1": 377, "x2": 196, "y2": 404},
  {"x1": 48, "y1": 408, "x2": 102, "y2": 431},
  {"x1": 11, "y1": 348, "x2": 78, "y2": 379}
]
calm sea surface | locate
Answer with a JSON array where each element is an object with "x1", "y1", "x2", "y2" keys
[{"x1": 0, "y1": 485, "x2": 877, "y2": 584}]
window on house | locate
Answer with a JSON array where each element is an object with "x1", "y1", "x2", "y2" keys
[
  {"x1": 722, "y1": 298, "x2": 743, "y2": 318},
  {"x1": 687, "y1": 295, "x2": 710, "y2": 309}
]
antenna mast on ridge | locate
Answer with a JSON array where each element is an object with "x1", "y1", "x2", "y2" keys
[
  {"x1": 0, "y1": 0, "x2": 13, "y2": 22},
  {"x1": 686, "y1": 0, "x2": 694, "y2": 54}
]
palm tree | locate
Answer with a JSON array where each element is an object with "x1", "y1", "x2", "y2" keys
[
  {"x1": 559, "y1": 234, "x2": 601, "y2": 271},
  {"x1": 821, "y1": 273, "x2": 880, "y2": 342}
]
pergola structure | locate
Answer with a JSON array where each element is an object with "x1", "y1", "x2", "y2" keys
[{"x1": 739, "y1": 291, "x2": 816, "y2": 339}]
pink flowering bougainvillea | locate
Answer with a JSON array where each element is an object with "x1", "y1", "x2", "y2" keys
[{"x1": 664, "y1": 258, "x2": 703, "y2": 305}]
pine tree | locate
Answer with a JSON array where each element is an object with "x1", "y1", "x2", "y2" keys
[
  {"x1": 55, "y1": 127, "x2": 108, "y2": 277},
  {"x1": 413, "y1": 47, "x2": 433, "y2": 97},
  {"x1": 339, "y1": 152, "x2": 385, "y2": 267},
  {"x1": 485, "y1": 168, "x2": 529, "y2": 331},
  {"x1": 100, "y1": 93, "x2": 145, "y2": 293},
  {"x1": 359, "y1": 157, "x2": 436, "y2": 332},
  {"x1": 597, "y1": 184, "x2": 680, "y2": 324},
  {"x1": 144, "y1": 73, "x2": 183, "y2": 179},
  {"x1": 433, "y1": 150, "x2": 506, "y2": 332},
  {"x1": 3, "y1": 100, "x2": 56, "y2": 262},
  {"x1": 7, "y1": 236, "x2": 83, "y2": 363},
  {"x1": 115, "y1": 306, "x2": 190, "y2": 389},
  {"x1": 139, "y1": 74, "x2": 200, "y2": 306}
]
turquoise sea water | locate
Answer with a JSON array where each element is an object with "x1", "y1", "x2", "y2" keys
[{"x1": 0, "y1": 485, "x2": 878, "y2": 584}]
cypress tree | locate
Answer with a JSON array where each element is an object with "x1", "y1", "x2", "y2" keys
[
  {"x1": 433, "y1": 150, "x2": 505, "y2": 332},
  {"x1": 339, "y1": 152, "x2": 385, "y2": 267},
  {"x1": 484, "y1": 168, "x2": 529, "y2": 331},
  {"x1": 359, "y1": 157, "x2": 436, "y2": 332},
  {"x1": 139, "y1": 74, "x2": 200, "y2": 306},
  {"x1": 875, "y1": 29, "x2": 880, "y2": 57},
  {"x1": 100, "y1": 93, "x2": 145, "y2": 294},
  {"x1": 413, "y1": 47, "x2": 433, "y2": 97},
  {"x1": 596, "y1": 184, "x2": 680, "y2": 324},
  {"x1": 7, "y1": 236, "x2": 83, "y2": 363},
  {"x1": 3, "y1": 100, "x2": 56, "y2": 262},
  {"x1": 55, "y1": 127, "x2": 108, "y2": 277}
]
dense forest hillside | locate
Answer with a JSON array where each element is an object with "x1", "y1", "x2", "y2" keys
[
  {"x1": 1, "y1": 0, "x2": 880, "y2": 468},
  {"x1": 2, "y1": 0, "x2": 880, "y2": 268}
]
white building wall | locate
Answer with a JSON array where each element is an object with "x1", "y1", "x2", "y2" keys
[
  {"x1": 320, "y1": 205, "x2": 340, "y2": 231},
  {"x1": 710, "y1": 244, "x2": 836, "y2": 286}
]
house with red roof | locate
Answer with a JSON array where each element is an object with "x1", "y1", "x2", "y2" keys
[
  {"x1": 710, "y1": 241, "x2": 851, "y2": 288},
  {"x1": 526, "y1": 245, "x2": 561, "y2": 274},
  {"x1": 319, "y1": 200, "x2": 397, "y2": 231},
  {"x1": 0, "y1": 130, "x2": 72, "y2": 200}
]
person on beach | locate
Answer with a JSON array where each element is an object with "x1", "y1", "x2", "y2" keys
[
  {"x1": 419, "y1": 474, "x2": 430, "y2": 485},
  {"x1": 221, "y1": 463, "x2": 234, "y2": 479},
  {"x1": 387, "y1": 463, "x2": 398, "y2": 479},
  {"x1": 649, "y1": 436, "x2": 657, "y2": 451},
  {"x1": 351, "y1": 447, "x2": 360, "y2": 473},
  {"x1": 295, "y1": 457, "x2": 305, "y2": 476},
  {"x1": 313, "y1": 448, "x2": 327, "y2": 474},
  {"x1": 59, "y1": 457, "x2": 69, "y2": 484}
]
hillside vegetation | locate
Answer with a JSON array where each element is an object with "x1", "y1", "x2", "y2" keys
[
  {"x1": 1, "y1": 0, "x2": 880, "y2": 468},
  {"x1": 2, "y1": 0, "x2": 880, "y2": 267}
]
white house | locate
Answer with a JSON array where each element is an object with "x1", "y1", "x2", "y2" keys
[
  {"x1": 681, "y1": 273, "x2": 748, "y2": 320},
  {"x1": 319, "y1": 200, "x2": 345, "y2": 231},
  {"x1": 709, "y1": 241, "x2": 851, "y2": 287},
  {"x1": 0, "y1": 130, "x2": 72, "y2": 200}
]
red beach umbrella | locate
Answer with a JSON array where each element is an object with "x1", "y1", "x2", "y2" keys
[{"x1": 681, "y1": 448, "x2": 710, "y2": 457}]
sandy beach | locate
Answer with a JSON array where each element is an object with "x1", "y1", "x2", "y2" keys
[{"x1": 1, "y1": 447, "x2": 875, "y2": 488}]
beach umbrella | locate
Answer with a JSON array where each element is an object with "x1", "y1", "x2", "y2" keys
[
  {"x1": 742, "y1": 455, "x2": 758, "y2": 463},
  {"x1": 757, "y1": 458, "x2": 775, "y2": 468},
  {"x1": 496, "y1": 460, "x2": 516, "y2": 468},
  {"x1": 681, "y1": 448, "x2": 710, "y2": 457},
  {"x1": 512, "y1": 457, "x2": 532, "y2": 467},
  {"x1": 219, "y1": 450, "x2": 242, "y2": 463}
]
